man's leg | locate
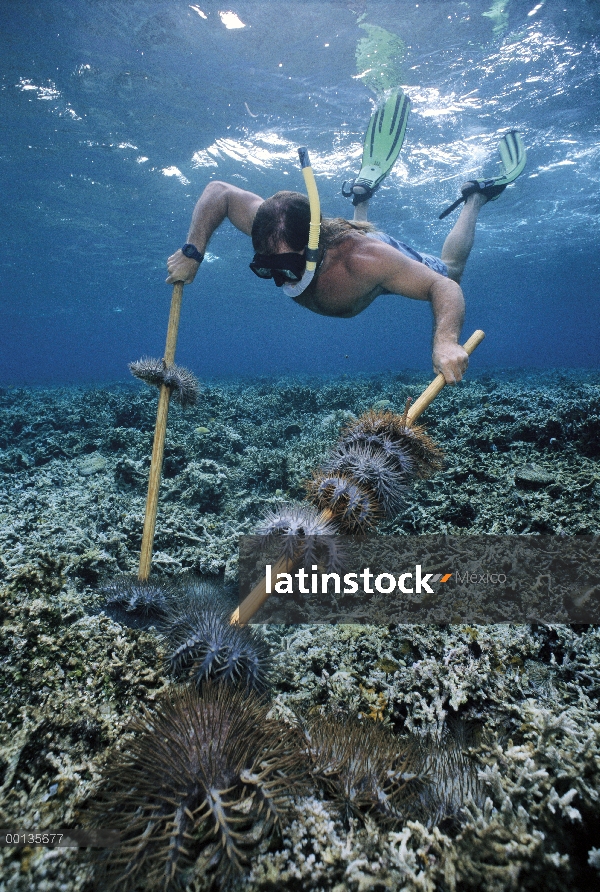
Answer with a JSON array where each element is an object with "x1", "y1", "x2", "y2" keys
[
  {"x1": 440, "y1": 190, "x2": 488, "y2": 284},
  {"x1": 353, "y1": 199, "x2": 369, "y2": 222}
]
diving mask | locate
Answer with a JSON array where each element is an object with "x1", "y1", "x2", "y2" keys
[{"x1": 249, "y1": 251, "x2": 306, "y2": 287}]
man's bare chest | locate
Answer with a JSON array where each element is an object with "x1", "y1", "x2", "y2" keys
[{"x1": 293, "y1": 269, "x2": 382, "y2": 318}]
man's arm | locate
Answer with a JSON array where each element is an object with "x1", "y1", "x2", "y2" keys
[
  {"x1": 166, "y1": 182, "x2": 264, "y2": 284},
  {"x1": 428, "y1": 278, "x2": 467, "y2": 384},
  {"x1": 349, "y1": 240, "x2": 468, "y2": 384}
]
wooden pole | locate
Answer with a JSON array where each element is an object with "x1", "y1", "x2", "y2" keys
[
  {"x1": 232, "y1": 330, "x2": 485, "y2": 625},
  {"x1": 407, "y1": 329, "x2": 485, "y2": 424},
  {"x1": 230, "y1": 555, "x2": 294, "y2": 626},
  {"x1": 138, "y1": 282, "x2": 184, "y2": 581}
]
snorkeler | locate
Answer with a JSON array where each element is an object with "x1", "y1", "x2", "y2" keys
[{"x1": 166, "y1": 91, "x2": 526, "y2": 386}]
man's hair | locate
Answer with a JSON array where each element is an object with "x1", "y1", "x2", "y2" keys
[
  {"x1": 251, "y1": 190, "x2": 376, "y2": 253},
  {"x1": 251, "y1": 191, "x2": 311, "y2": 253}
]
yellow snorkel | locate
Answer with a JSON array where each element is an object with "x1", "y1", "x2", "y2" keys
[{"x1": 282, "y1": 147, "x2": 321, "y2": 298}]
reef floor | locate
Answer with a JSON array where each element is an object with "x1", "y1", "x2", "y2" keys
[{"x1": 0, "y1": 369, "x2": 599, "y2": 891}]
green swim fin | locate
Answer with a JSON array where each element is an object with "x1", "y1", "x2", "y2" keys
[
  {"x1": 342, "y1": 87, "x2": 411, "y2": 206},
  {"x1": 497, "y1": 129, "x2": 527, "y2": 185},
  {"x1": 439, "y1": 130, "x2": 527, "y2": 219}
]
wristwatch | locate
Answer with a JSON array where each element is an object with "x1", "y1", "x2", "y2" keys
[{"x1": 181, "y1": 243, "x2": 204, "y2": 263}]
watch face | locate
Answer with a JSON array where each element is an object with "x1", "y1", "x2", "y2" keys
[{"x1": 182, "y1": 243, "x2": 203, "y2": 263}]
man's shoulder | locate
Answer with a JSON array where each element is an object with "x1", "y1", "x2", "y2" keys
[
  {"x1": 325, "y1": 230, "x2": 377, "y2": 261},
  {"x1": 331, "y1": 230, "x2": 391, "y2": 271},
  {"x1": 313, "y1": 232, "x2": 389, "y2": 301}
]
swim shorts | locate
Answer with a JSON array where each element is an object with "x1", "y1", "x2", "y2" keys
[{"x1": 368, "y1": 231, "x2": 448, "y2": 280}]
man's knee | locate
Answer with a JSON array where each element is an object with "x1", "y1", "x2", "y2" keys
[{"x1": 443, "y1": 261, "x2": 463, "y2": 284}]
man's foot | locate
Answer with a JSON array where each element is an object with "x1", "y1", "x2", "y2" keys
[
  {"x1": 461, "y1": 179, "x2": 507, "y2": 203},
  {"x1": 440, "y1": 131, "x2": 526, "y2": 220},
  {"x1": 439, "y1": 174, "x2": 509, "y2": 220}
]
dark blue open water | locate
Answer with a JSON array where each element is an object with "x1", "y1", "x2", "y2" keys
[{"x1": 1, "y1": 0, "x2": 599, "y2": 384}]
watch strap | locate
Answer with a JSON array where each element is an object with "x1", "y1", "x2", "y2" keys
[{"x1": 182, "y1": 243, "x2": 204, "y2": 263}]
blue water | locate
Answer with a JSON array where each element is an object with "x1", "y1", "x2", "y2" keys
[{"x1": 1, "y1": 0, "x2": 599, "y2": 384}]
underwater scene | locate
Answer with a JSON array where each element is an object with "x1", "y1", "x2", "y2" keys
[{"x1": 1, "y1": 0, "x2": 600, "y2": 890}]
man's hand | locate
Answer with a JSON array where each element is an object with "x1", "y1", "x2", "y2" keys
[
  {"x1": 165, "y1": 182, "x2": 263, "y2": 286},
  {"x1": 166, "y1": 250, "x2": 201, "y2": 285},
  {"x1": 433, "y1": 340, "x2": 469, "y2": 384}
]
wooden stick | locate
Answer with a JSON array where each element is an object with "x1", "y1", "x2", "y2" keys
[
  {"x1": 231, "y1": 329, "x2": 485, "y2": 624},
  {"x1": 230, "y1": 555, "x2": 294, "y2": 626},
  {"x1": 138, "y1": 282, "x2": 184, "y2": 581},
  {"x1": 407, "y1": 329, "x2": 485, "y2": 424}
]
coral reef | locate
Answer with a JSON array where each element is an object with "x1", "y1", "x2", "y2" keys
[
  {"x1": 0, "y1": 566, "x2": 167, "y2": 890},
  {"x1": 0, "y1": 370, "x2": 599, "y2": 890},
  {"x1": 83, "y1": 684, "x2": 305, "y2": 890}
]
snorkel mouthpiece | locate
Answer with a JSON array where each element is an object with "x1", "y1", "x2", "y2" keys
[{"x1": 283, "y1": 147, "x2": 321, "y2": 298}]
